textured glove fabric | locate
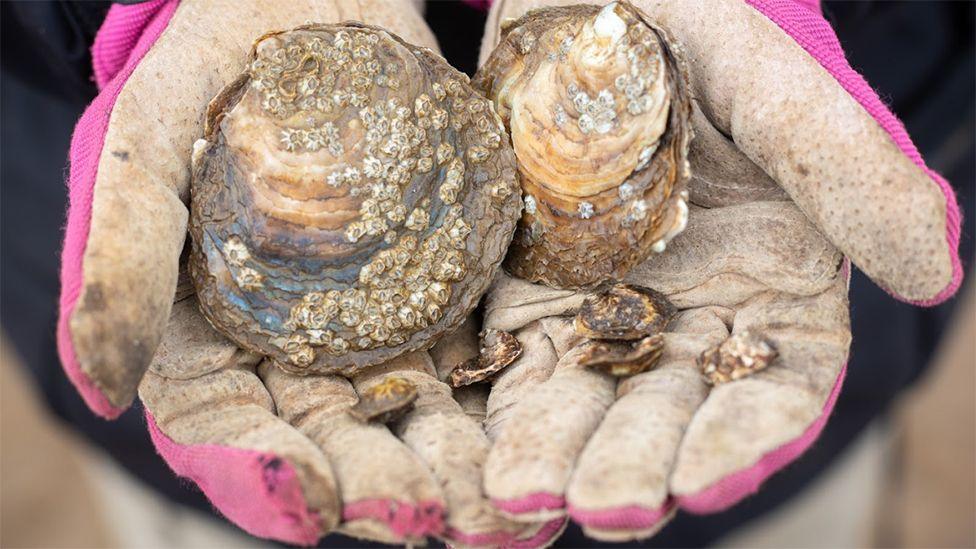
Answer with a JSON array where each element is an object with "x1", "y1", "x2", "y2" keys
[{"x1": 475, "y1": 0, "x2": 963, "y2": 542}]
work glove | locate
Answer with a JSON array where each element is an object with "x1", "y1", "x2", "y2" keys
[
  {"x1": 57, "y1": 0, "x2": 563, "y2": 545},
  {"x1": 475, "y1": 0, "x2": 963, "y2": 541}
]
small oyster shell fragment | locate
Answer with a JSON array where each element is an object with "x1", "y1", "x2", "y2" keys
[
  {"x1": 189, "y1": 24, "x2": 520, "y2": 375},
  {"x1": 474, "y1": 1, "x2": 694, "y2": 289},
  {"x1": 574, "y1": 283, "x2": 675, "y2": 340},
  {"x1": 348, "y1": 376, "x2": 418, "y2": 424},
  {"x1": 699, "y1": 330, "x2": 779, "y2": 385},
  {"x1": 579, "y1": 334, "x2": 664, "y2": 377},
  {"x1": 449, "y1": 329, "x2": 522, "y2": 387}
]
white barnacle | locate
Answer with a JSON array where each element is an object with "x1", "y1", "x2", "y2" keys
[
  {"x1": 553, "y1": 105, "x2": 568, "y2": 127},
  {"x1": 578, "y1": 201, "x2": 595, "y2": 219},
  {"x1": 618, "y1": 182, "x2": 635, "y2": 200},
  {"x1": 222, "y1": 236, "x2": 251, "y2": 266},
  {"x1": 629, "y1": 199, "x2": 648, "y2": 222}
]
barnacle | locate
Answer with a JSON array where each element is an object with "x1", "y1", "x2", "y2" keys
[
  {"x1": 474, "y1": 1, "x2": 693, "y2": 289},
  {"x1": 189, "y1": 24, "x2": 520, "y2": 374}
]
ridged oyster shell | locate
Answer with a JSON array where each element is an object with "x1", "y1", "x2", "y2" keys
[
  {"x1": 189, "y1": 24, "x2": 520, "y2": 374},
  {"x1": 474, "y1": 2, "x2": 693, "y2": 289}
]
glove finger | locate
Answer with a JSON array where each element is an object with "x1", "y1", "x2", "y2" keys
[
  {"x1": 670, "y1": 271, "x2": 851, "y2": 512},
  {"x1": 565, "y1": 308, "x2": 729, "y2": 542},
  {"x1": 481, "y1": 0, "x2": 960, "y2": 303},
  {"x1": 60, "y1": 0, "x2": 436, "y2": 417},
  {"x1": 634, "y1": 0, "x2": 960, "y2": 303},
  {"x1": 485, "y1": 319, "x2": 616, "y2": 522},
  {"x1": 352, "y1": 352, "x2": 560, "y2": 548},
  {"x1": 484, "y1": 320, "x2": 561, "y2": 440},
  {"x1": 139, "y1": 366, "x2": 340, "y2": 545},
  {"x1": 260, "y1": 363, "x2": 443, "y2": 545}
]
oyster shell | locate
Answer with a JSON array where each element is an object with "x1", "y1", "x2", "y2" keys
[
  {"x1": 574, "y1": 282, "x2": 675, "y2": 340},
  {"x1": 579, "y1": 334, "x2": 664, "y2": 377},
  {"x1": 449, "y1": 328, "x2": 522, "y2": 387},
  {"x1": 190, "y1": 24, "x2": 520, "y2": 374},
  {"x1": 348, "y1": 376, "x2": 418, "y2": 424},
  {"x1": 474, "y1": 1, "x2": 693, "y2": 289},
  {"x1": 699, "y1": 330, "x2": 778, "y2": 385}
]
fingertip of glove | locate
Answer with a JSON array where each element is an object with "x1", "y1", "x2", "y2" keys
[
  {"x1": 343, "y1": 498, "x2": 446, "y2": 540},
  {"x1": 57, "y1": 317, "x2": 128, "y2": 419},
  {"x1": 674, "y1": 363, "x2": 848, "y2": 514},
  {"x1": 567, "y1": 501, "x2": 673, "y2": 533},
  {"x1": 445, "y1": 516, "x2": 567, "y2": 549},
  {"x1": 492, "y1": 493, "x2": 566, "y2": 518},
  {"x1": 144, "y1": 411, "x2": 329, "y2": 546}
]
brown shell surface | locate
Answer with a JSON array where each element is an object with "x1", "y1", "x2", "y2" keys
[
  {"x1": 579, "y1": 334, "x2": 665, "y2": 377},
  {"x1": 348, "y1": 376, "x2": 418, "y2": 423},
  {"x1": 699, "y1": 330, "x2": 779, "y2": 385},
  {"x1": 474, "y1": 1, "x2": 694, "y2": 289},
  {"x1": 449, "y1": 328, "x2": 522, "y2": 387},
  {"x1": 189, "y1": 24, "x2": 520, "y2": 375},
  {"x1": 574, "y1": 282, "x2": 675, "y2": 340}
]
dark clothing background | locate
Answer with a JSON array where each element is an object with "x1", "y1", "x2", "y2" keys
[{"x1": 1, "y1": 1, "x2": 972, "y2": 547}]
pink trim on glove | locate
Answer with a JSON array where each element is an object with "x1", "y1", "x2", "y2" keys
[
  {"x1": 146, "y1": 411, "x2": 323, "y2": 546},
  {"x1": 746, "y1": 0, "x2": 963, "y2": 306},
  {"x1": 92, "y1": 0, "x2": 174, "y2": 90},
  {"x1": 343, "y1": 499, "x2": 445, "y2": 539},
  {"x1": 492, "y1": 492, "x2": 566, "y2": 515},
  {"x1": 564, "y1": 361, "x2": 846, "y2": 529},
  {"x1": 57, "y1": 0, "x2": 179, "y2": 419},
  {"x1": 678, "y1": 362, "x2": 848, "y2": 513},
  {"x1": 446, "y1": 516, "x2": 567, "y2": 549},
  {"x1": 462, "y1": 0, "x2": 493, "y2": 11},
  {"x1": 567, "y1": 500, "x2": 674, "y2": 532}
]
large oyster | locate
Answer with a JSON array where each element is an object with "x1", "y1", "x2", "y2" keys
[
  {"x1": 189, "y1": 24, "x2": 520, "y2": 375},
  {"x1": 474, "y1": 1, "x2": 693, "y2": 289}
]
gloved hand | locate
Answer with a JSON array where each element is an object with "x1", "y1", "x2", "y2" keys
[
  {"x1": 57, "y1": 0, "x2": 563, "y2": 545},
  {"x1": 475, "y1": 0, "x2": 963, "y2": 541}
]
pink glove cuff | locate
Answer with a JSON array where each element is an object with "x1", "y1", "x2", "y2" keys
[
  {"x1": 59, "y1": 0, "x2": 179, "y2": 418},
  {"x1": 146, "y1": 410, "x2": 324, "y2": 546},
  {"x1": 745, "y1": 0, "x2": 963, "y2": 306}
]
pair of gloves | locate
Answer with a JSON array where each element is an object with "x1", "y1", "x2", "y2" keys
[{"x1": 58, "y1": 0, "x2": 962, "y2": 546}]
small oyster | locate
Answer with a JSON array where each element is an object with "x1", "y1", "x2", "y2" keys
[
  {"x1": 579, "y1": 334, "x2": 664, "y2": 377},
  {"x1": 349, "y1": 376, "x2": 418, "y2": 424},
  {"x1": 189, "y1": 24, "x2": 520, "y2": 374},
  {"x1": 574, "y1": 283, "x2": 675, "y2": 340},
  {"x1": 449, "y1": 329, "x2": 522, "y2": 387},
  {"x1": 699, "y1": 330, "x2": 778, "y2": 385},
  {"x1": 474, "y1": 1, "x2": 693, "y2": 289}
]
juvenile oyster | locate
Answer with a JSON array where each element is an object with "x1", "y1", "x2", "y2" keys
[
  {"x1": 349, "y1": 376, "x2": 418, "y2": 424},
  {"x1": 189, "y1": 24, "x2": 520, "y2": 374},
  {"x1": 449, "y1": 328, "x2": 522, "y2": 387},
  {"x1": 574, "y1": 283, "x2": 675, "y2": 340},
  {"x1": 474, "y1": 1, "x2": 693, "y2": 289},
  {"x1": 699, "y1": 330, "x2": 778, "y2": 385},
  {"x1": 579, "y1": 334, "x2": 664, "y2": 377}
]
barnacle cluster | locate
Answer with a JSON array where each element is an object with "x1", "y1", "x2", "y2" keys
[
  {"x1": 189, "y1": 24, "x2": 520, "y2": 374},
  {"x1": 475, "y1": 1, "x2": 693, "y2": 289}
]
